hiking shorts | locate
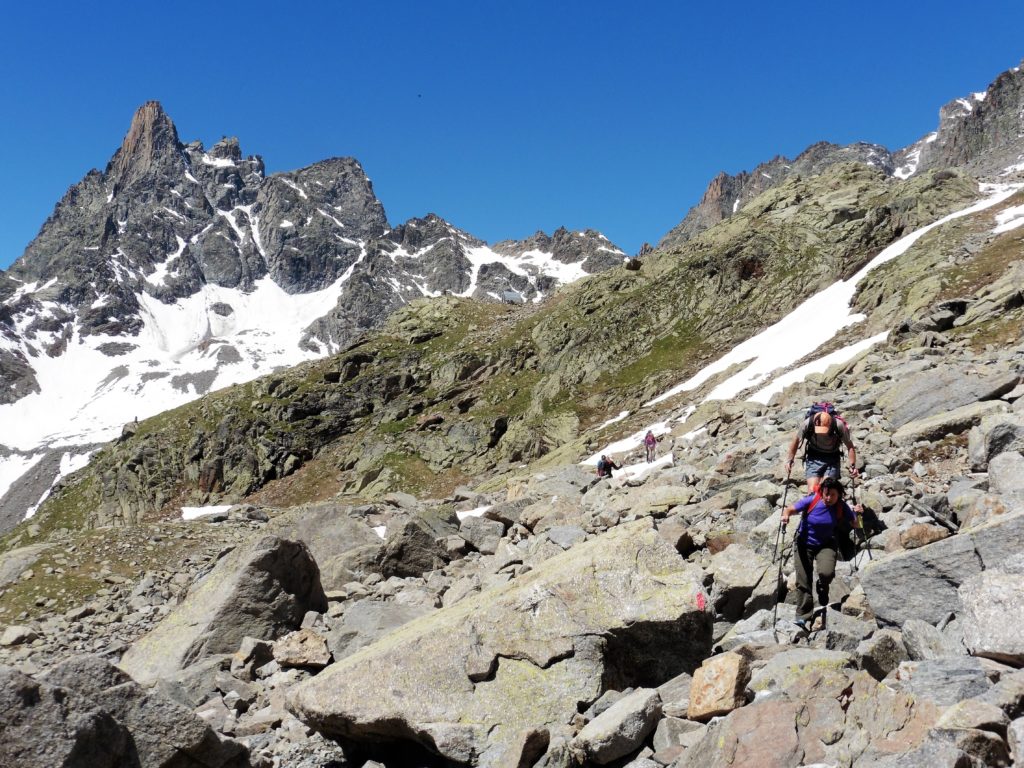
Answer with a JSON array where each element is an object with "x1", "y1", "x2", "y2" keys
[{"x1": 804, "y1": 455, "x2": 840, "y2": 480}]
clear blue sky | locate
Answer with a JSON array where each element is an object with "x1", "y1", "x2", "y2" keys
[{"x1": 2, "y1": 1, "x2": 1023, "y2": 269}]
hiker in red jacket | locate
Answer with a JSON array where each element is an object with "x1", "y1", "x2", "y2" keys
[{"x1": 782, "y1": 477, "x2": 862, "y2": 630}]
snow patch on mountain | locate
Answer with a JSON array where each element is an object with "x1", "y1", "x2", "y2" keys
[{"x1": 586, "y1": 184, "x2": 1022, "y2": 466}]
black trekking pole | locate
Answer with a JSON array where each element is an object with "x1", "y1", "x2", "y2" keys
[
  {"x1": 771, "y1": 516, "x2": 790, "y2": 633},
  {"x1": 850, "y1": 472, "x2": 872, "y2": 564},
  {"x1": 772, "y1": 465, "x2": 793, "y2": 565}
]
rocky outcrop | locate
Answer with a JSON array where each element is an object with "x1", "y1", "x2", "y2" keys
[
  {"x1": 915, "y1": 62, "x2": 1024, "y2": 177},
  {"x1": 659, "y1": 141, "x2": 895, "y2": 248},
  {"x1": 288, "y1": 520, "x2": 711, "y2": 766},
  {"x1": 119, "y1": 536, "x2": 326, "y2": 695}
]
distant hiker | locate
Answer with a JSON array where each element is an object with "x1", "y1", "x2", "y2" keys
[
  {"x1": 785, "y1": 403, "x2": 858, "y2": 493},
  {"x1": 782, "y1": 477, "x2": 862, "y2": 630},
  {"x1": 596, "y1": 455, "x2": 621, "y2": 478},
  {"x1": 644, "y1": 431, "x2": 657, "y2": 463}
]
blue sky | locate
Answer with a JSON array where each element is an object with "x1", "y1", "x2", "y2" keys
[{"x1": 2, "y1": 1, "x2": 1023, "y2": 269}]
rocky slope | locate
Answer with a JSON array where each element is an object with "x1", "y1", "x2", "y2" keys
[{"x1": 0, "y1": 102, "x2": 625, "y2": 529}]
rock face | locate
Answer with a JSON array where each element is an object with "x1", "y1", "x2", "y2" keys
[
  {"x1": 659, "y1": 141, "x2": 895, "y2": 247},
  {"x1": 859, "y1": 512, "x2": 1024, "y2": 627},
  {"x1": 43, "y1": 654, "x2": 248, "y2": 768},
  {"x1": 914, "y1": 62, "x2": 1024, "y2": 177},
  {"x1": 119, "y1": 536, "x2": 326, "y2": 689},
  {"x1": 959, "y1": 554, "x2": 1024, "y2": 665},
  {"x1": 288, "y1": 520, "x2": 711, "y2": 766},
  {"x1": 0, "y1": 664, "x2": 133, "y2": 768},
  {"x1": 1, "y1": 656, "x2": 248, "y2": 768}
]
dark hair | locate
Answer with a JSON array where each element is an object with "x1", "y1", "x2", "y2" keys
[{"x1": 820, "y1": 477, "x2": 845, "y2": 498}]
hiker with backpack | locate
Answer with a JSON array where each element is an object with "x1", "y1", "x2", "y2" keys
[
  {"x1": 596, "y1": 455, "x2": 621, "y2": 478},
  {"x1": 785, "y1": 402, "x2": 859, "y2": 493},
  {"x1": 781, "y1": 477, "x2": 863, "y2": 631},
  {"x1": 644, "y1": 431, "x2": 657, "y2": 463}
]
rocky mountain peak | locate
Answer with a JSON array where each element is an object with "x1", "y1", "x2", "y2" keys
[
  {"x1": 106, "y1": 101, "x2": 182, "y2": 190},
  {"x1": 914, "y1": 60, "x2": 1024, "y2": 177},
  {"x1": 207, "y1": 136, "x2": 242, "y2": 161}
]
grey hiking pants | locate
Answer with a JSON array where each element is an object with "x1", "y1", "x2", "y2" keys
[{"x1": 794, "y1": 542, "x2": 837, "y2": 621}]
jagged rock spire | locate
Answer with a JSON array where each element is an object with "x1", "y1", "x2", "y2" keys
[{"x1": 106, "y1": 101, "x2": 182, "y2": 189}]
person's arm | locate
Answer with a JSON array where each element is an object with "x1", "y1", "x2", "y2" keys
[
  {"x1": 782, "y1": 496, "x2": 808, "y2": 524},
  {"x1": 843, "y1": 426, "x2": 859, "y2": 477},
  {"x1": 785, "y1": 431, "x2": 801, "y2": 473}
]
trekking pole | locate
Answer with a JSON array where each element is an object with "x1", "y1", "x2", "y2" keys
[
  {"x1": 850, "y1": 472, "x2": 873, "y2": 564},
  {"x1": 771, "y1": 517, "x2": 790, "y2": 632},
  {"x1": 771, "y1": 465, "x2": 793, "y2": 565}
]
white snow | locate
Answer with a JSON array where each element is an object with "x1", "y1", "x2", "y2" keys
[
  {"x1": 201, "y1": 154, "x2": 235, "y2": 168},
  {"x1": 994, "y1": 202, "x2": 1024, "y2": 234},
  {"x1": 597, "y1": 411, "x2": 630, "y2": 430},
  {"x1": 0, "y1": 272, "x2": 353, "y2": 453},
  {"x1": 456, "y1": 505, "x2": 492, "y2": 521},
  {"x1": 279, "y1": 178, "x2": 309, "y2": 199},
  {"x1": 181, "y1": 504, "x2": 232, "y2": 520},
  {"x1": 732, "y1": 199, "x2": 740, "y2": 213},
  {"x1": 145, "y1": 236, "x2": 187, "y2": 287},
  {"x1": 644, "y1": 184, "x2": 1022, "y2": 409},
  {"x1": 373, "y1": 525, "x2": 387, "y2": 539},
  {"x1": 1000, "y1": 159, "x2": 1024, "y2": 176},
  {"x1": 894, "y1": 148, "x2": 921, "y2": 180},
  {"x1": 924, "y1": 132, "x2": 938, "y2": 144},
  {"x1": 184, "y1": 171, "x2": 200, "y2": 184},
  {"x1": 318, "y1": 208, "x2": 346, "y2": 228},
  {"x1": 751, "y1": 332, "x2": 889, "y2": 403},
  {"x1": 0, "y1": 453, "x2": 44, "y2": 503},
  {"x1": 24, "y1": 450, "x2": 95, "y2": 519},
  {"x1": 280, "y1": 219, "x2": 295, "y2": 228}
]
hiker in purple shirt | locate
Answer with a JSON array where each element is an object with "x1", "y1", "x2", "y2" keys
[{"x1": 781, "y1": 477, "x2": 862, "y2": 630}]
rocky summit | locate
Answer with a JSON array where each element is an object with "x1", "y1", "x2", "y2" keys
[{"x1": 2, "y1": 60, "x2": 1024, "y2": 768}]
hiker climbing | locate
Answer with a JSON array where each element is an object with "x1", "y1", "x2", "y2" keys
[
  {"x1": 644, "y1": 430, "x2": 657, "y2": 463},
  {"x1": 781, "y1": 477, "x2": 862, "y2": 631},
  {"x1": 595, "y1": 455, "x2": 621, "y2": 478},
  {"x1": 785, "y1": 402, "x2": 858, "y2": 493}
]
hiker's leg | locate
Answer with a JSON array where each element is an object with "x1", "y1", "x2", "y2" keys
[
  {"x1": 794, "y1": 544, "x2": 815, "y2": 621},
  {"x1": 814, "y1": 547, "x2": 837, "y2": 606},
  {"x1": 805, "y1": 457, "x2": 828, "y2": 493}
]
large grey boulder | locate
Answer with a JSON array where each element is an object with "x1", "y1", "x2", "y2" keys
[
  {"x1": 0, "y1": 665, "x2": 132, "y2": 768},
  {"x1": 570, "y1": 688, "x2": 662, "y2": 765},
  {"x1": 969, "y1": 413, "x2": 1024, "y2": 471},
  {"x1": 989, "y1": 451, "x2": 1024, "y2": 495},
  {"x1": 859, "y1": 512, "x2": 1024, "y2": 626},
  {"x1": 326, "y1": 598, "x2": 434, "y2": 660},
  {"x1": 960, "y1": 554, "x2": 1024, "y2": 665},
  {"x1": 707, "y1": 544, "x2": 770, "y2": 621},
  {"x1": 266, "y1": 503, "x2": 383, "y2": 589},
  {"x1": 890, "y1": 658, "x2": 994, "y2": 707},
  {"x1": 289, "y1": 520, "x2": 712, "y2": 767},
  {"x1": 120, "y1": 536, "x2": 326, "y2": 689},
  {"x1": 891, "y1": 401, "x2": 1008, "y2": 446},
  {"x1": 43, "y1": 655, "x2": 247, "y2": 768},
  {"x1": 877, "y1": 366, "x2": 1018, "y2": 428},
  {"x1": 375, "y1": 511, "x2": 457, "y2": 577}
]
